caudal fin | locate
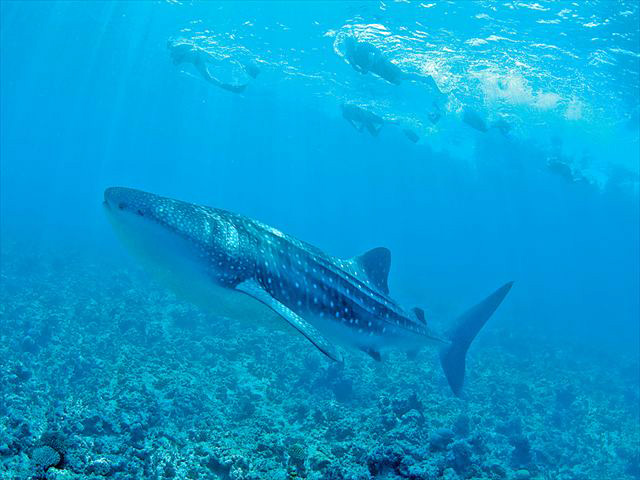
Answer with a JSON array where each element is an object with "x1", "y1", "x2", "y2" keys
[{"x1": 440, "y1": 282, "x2": 513, "y2": 396}]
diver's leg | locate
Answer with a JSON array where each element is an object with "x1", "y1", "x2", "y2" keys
[
  {"x1": 403, "y1": 71, "x2": 443, "y2": 94},
  {"x1": 218, "y1": 82, "x2": 247, "y2": 94}
]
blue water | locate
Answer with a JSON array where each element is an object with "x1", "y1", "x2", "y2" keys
[{"x1": 1, "y1": 1, "x2": 639, "y2": 479}]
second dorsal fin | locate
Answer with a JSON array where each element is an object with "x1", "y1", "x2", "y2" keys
[{"x1": 351, "y1": 247, "x2": 391, "y2": 295}]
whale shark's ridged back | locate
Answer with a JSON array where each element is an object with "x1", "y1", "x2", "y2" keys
[{"x1": 220, "y1": 215, "x2": 442, "y2": 347}]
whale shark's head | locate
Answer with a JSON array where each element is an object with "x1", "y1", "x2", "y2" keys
[
  {"x1": 104, "y1": 187, "x2": 243, "y2": 295},
  {"x1": 104, "y1": 187, "x2": 205, "y2": 245},
  {"x1": 104, "y1": 186, "x2": 203, "y2": 270},
  {"x1": 104, "y1": 187, "x2": 165, "y2": 222},
  {"x1": 104, "y1": 187, "x2": 232, "y2": 247},
  {"x1": 104, "y1": 187, "x2": 267, "y2": 319}
]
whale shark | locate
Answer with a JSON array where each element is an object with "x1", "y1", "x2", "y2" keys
[{"x1": 104, "y1": 187, "x2": 513, "y2": 395}]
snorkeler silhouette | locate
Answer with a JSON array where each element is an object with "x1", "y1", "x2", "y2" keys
[
  {"x1": 402, "y1": 128, "x2": 420, "y2": 143},
  {"x1": 342, "y1": 102, "x2": 385, "y2": 136},
  {"x1": 343, "y1": 36, "x2": 442, "y2": 91},
  {"x1": 341, "y1": 36, "x2": 445, "y2": 124},
  {"x1": 342, "y1": 102, "x2": 420, "y2": 142},
  {"x1": 463, "y1": 108, "x2": 512, "y2": 136},
  {"x1": 462, "y1": 108, "x2": 489, "y2": 133},
  {"x1": 546, "y1": 137, "x2": 591, "y2": 185},
  {"x1": 546, "y1": 157, "x2": 592, "y2": 185},
  {"x1": 168, "y1": 39, "x2": 259, "y2": 94}
]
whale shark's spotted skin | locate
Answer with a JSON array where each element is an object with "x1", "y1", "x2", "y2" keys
[
  {"x1": 105, "y1": 187, "x2": 512, "y2": 394},
  {"x1": 105, "y1": 187, "x2": 434, "y2": 358}
]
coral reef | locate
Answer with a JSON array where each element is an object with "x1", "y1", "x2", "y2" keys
[
  {"x1": 0, "y1": 243, "x2": 638, "y2": 479},
  {"x1": 31, "y1": 446, "x2": 61, "y2": 474}
]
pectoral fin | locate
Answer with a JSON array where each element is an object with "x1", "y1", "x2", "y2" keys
[
  {"x1": 360, "y1": 347, "x2": 382, "y2": 362},
  {"x1": 235, "y1": 279, "x2": 343, "y2": 362}
]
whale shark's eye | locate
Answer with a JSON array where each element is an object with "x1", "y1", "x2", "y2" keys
[
  {"x1": 118, "y1": 202, "x2": 127, "y2": 210},
  {"x1": 137, "y1": 209, "x2": 144, "y2": 216}
]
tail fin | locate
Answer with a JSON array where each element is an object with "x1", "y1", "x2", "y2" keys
[{"x1": 440, "y1": 282, "x2": 513, "y2": 396}]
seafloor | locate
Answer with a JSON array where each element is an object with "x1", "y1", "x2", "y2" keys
[{"x1": 1, "y1": 241, "x2": 638, "y2": 480}]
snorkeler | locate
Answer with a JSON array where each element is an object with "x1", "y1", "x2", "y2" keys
[
  {"x1": 463, "y1": 108, "x2": 512, "y2": 136},
  {"x1": 341, "y1": 36, "x2": 446, "y2": 125},
  {"x1": 342, "y1": 102, "x2": 421, "y2": 143},
  {"x1": 546, "y1": 137, "x2": 591, "y2": 185},
  {"x1": 343, "y1": 36, "x2": 403, "y2": 85},
  {"x1": 462, "y1": 108, "x2": 489, "y2": 133},
  {"x1": 168, "y1": 39, "x2": 259, "y2": 94},
  {"x1": 402, "y1": 128, "x2": 420, "y2": 143},
  {"x1": 546, "y1": 158, "x2": 590, "y2": 184},
  {"x1": 341, "y1": 102, "x2": 385, "y2": 137},
  {"x1": 343, "y1": 36, "x2": 442, "y2": 92},
  {"x1": 491, "y1": 117, "x2": 512, "y2": 136}
]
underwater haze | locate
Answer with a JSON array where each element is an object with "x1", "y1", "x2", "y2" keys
[{"x1": 1, "y1": 1, "x2": 639, "y2": 480}]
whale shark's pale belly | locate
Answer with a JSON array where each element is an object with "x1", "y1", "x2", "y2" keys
[{"x1": 106, "y1": 204, "x2": 281, "y2": 325}]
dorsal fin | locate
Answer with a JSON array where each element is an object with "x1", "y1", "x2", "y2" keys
[
  {"x1": 351, "y1": 247, "x2": 391, "y2": 295},
  {"x1": 413, "y1": 307, "x2": 426, "y2": 325}
]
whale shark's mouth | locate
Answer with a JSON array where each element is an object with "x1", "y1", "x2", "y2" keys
[
  {"x1": 104, "y1": 187, "x2": 155, "y2": 220},
  {"x1": 103, "y1": 187, "x2": 278, "y2": 325},
  {"x1": 104, "y1": 187, "x2": 200, "y2": 280},
  {"x1": 103, "y1": 186, "x2": 124, "y2": 210},
  {"x1": 104, "y1": 187, "x2": 227, "y2": 315}
]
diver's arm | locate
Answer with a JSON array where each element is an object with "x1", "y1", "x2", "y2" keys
[{"x1": 218, "y1": 82, "x2": 247, "y2": 94}]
